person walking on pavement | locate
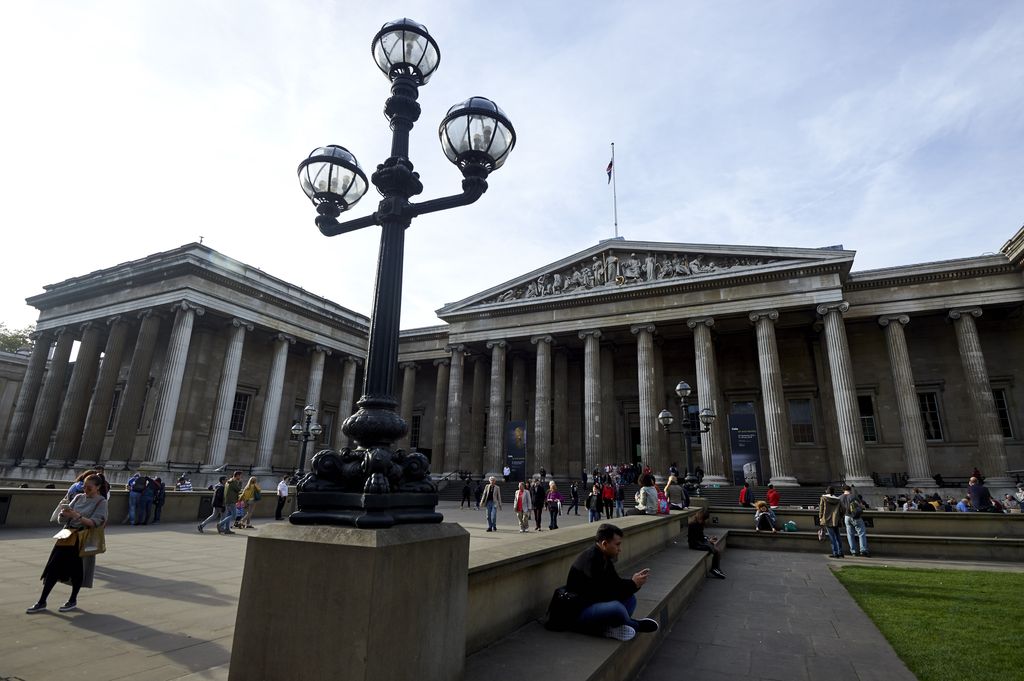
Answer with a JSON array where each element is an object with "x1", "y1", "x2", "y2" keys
[
  {"x1": 567, "y1": 481, "x2": 580, "y2": 515},
  {"x1": 218, "y1": 471, "x2": 244, "y2": 534},
  {"x1": 482, "y1": 476, "x2": 502, "y2": 532},
  {"x1": 840, "y1": 485, "x2": 870, "y2": 556},
  {"x1": 531, "y1": 477, "x2": 546, "y2": 531},
  {"x1": 819, "y1": 486, "x2": 846, "y2": 558},
  {"x1": 199, "y1": 476, "x2": 229, "y2": 533},
  {"x1": 514, "y1": 482, "x2": 532, "y2": 532},
  {"x1": 461, "y1": 479, "x2": 473, "y2": 508}
]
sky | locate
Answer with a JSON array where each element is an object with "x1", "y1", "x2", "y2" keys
[{"x1": 1, "y1": 0, "x2": 1022, "y2": 332}]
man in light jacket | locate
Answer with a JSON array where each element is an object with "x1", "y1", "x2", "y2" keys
[
  {"x1": 514, "y1": 482, "x2": 532, "y2": 533},
  {"x1": 482, "y1": 476, "x2": 502, "y2": 532}
]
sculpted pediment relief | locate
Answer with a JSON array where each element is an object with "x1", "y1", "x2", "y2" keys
[
  {"x1": 438, "y1": 241, "x2": 854, "y2": 317},
  {"x1": 484, "y1": 249, "x2": 784, "y2": 304}
]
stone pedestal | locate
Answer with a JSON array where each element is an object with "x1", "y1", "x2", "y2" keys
[{"x1": 229, "y1": 522, "x2": 470, "y2": 681}]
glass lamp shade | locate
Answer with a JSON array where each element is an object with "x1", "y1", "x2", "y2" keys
[
  {"x1": 372, "y1": 18, "x2": 440, "y2": 84},
  {"x1": 675, "y1": 380, "x2": 691, "y2": 399},
  {"x1": 290, "y1": 423, "x2": 303, "y2": 437},
  {"x1": 439, "y1": 97, "x2": 516, "y2": 171},
  {"x1": 309, "y1": 423, "x2": 324, "y2": 438},
  {"x1": 699, "y1": 408, "x2": 716, "y2": 426},
  {"x1": 657, "y1": 409, "x2": 674, "y2": 428},
  {"x1": 297, "y1": 145, "x2": 368, "y2": 210},
  {"x1": 303, "y1": 404, "x2": 317, "y2": 417}
]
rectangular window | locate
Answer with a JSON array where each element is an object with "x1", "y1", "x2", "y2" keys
[
  {"x1": 918, "y1": 392, "x2": 943, "y2": 441},
  {"x1": 106, "y1": 389, "x2": 121, "y2": 432},
  {"x1": 858, "y1": 395, "x2": 877, "y2": 443},
  {"x1": 992, "y1": 388, "x2": 1014, "y2": 438},
  {"x1": 229, "y1": 392, "x2": 250, "y2": 433},
  {"x1": 788, "y1": 398, "x2": 814, "y2": 444},
  {"x1": 410, "y1": 414, "x2": 422, "y2": 449}
]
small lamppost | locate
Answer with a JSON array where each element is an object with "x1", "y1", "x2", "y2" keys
[
  {"x1": 658, "y1": 380, "x2": 716, "y2": 495},
  {"x1": 290, "y1": 405, "x2": 323, "y2": 478},
  {"x1": 294, "y1": 18, "x2": 516, "y2": 528}
]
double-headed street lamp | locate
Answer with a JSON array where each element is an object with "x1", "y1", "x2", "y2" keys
[
  {"x1": 290, "y1": 405, "x2": 323, "y2": 478},
  {"x1": 293, "y1": 19, "x2": 515, "y2": 528},
  {"x1": 658, "y1": 380, "x2": 716, "y2": 495}
]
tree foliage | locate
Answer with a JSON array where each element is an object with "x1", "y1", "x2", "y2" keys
[{"x1": 0, "y1": 323, "x2": 35, "y2": 353}]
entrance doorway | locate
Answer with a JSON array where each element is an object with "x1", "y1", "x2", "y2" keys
[{"x1": 629, "y1": 427, "x2": 642, "y2": 465}]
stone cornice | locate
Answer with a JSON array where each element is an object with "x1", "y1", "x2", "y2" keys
[
  {"x1": 1001, "y1": 224, "x2": 1024, "y2": 267},
  {"x1": 844, "y1": 254, "x2": 1014, "y2": 291}
]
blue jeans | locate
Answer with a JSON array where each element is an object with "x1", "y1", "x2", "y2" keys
[
  {"x1": 217, "y1": 505, "x2": 236, "y2": 532},
  {"x1": 589, "y1": 509, "x2": 602, "y2": 522},
  {"x1": 845, "y1": 516, "x2": 869, "y2": 554},
  {"x1": 127, "y1": 491, "x2": 140, "y2": 524},
  {"x1": 826, "y1": 525, "x2": 844, "y2": 556},
  {"x1": 615, "y1": 500, "x2": 624, "y2": 517},
  {"x1": 485, "y1": 501, "x2": 497, "y2": 530},
  {"x1": 576, "y1": 594, "x2": 639, "y2": 634}
]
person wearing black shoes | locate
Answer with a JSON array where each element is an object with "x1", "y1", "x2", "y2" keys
[
  {"x1": 563, "y1": 524, "x2": 660, "y2": 641},
  {"x1": 687, "y1": 509, "x2": 726, "y2": 579}
]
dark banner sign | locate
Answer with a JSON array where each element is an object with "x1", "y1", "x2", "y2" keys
[
  {"x1": 729, "y1": 412, "x2": 760, "y2": 485},
  {"x1": 505, "y1": 420, "x2": 527, "y2": 481}
]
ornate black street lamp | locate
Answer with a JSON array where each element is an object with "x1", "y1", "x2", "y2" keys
[
  {"x1": 658, "y1": 380, "x2": 716, "y2": 495},
  {"x1": 290, "y1": 405, "x2": 323, "y2": 478},
  {"x1": 293, "y1": 18, "x2": 515, "y2": 528}
]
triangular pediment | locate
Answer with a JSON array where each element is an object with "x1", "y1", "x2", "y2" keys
[{"x1": 437, "y1": 239, "x2": 854, "y2": 318}]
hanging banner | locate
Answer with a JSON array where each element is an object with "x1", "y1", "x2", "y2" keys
[
  {"x1": 729, "y1": 413, "x2": 760, "y2": 485},
  {"x1": 505, "y1": 420, "x2": 527, "y2": 481}
]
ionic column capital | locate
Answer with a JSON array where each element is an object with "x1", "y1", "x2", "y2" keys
[
  {"x1": 485, "y1": 339, "x2": 507, "y2": 350},
  {"x1": 28, "y1": 329, "x2": 53, "y2": 342},
  {"x1": 137, "y1": 308, "x2": 160, "y2": 322},
  {"x1": 272, "y1": 333, "x2": 296, "y2": 345},
  {"x1": 106, "y1": 315, "x2": 126, "y2": 327},
  {"x1": 579, "y1": 329, "x2": 603, "y2": 340},
  {"x1": 341, "y1": 355, "x2": 362, "y2": 367},
  {"x1": 400, "y1": 361, "x2": 419, "y2": 371},
  {"x1": 230, "y1": 317, "x2": 255, "y2": 332},
  {"x1": 815, "y1": 301, "x2": 850, "y2": 317},
  {"x1": 530, "y1": 335, "x2": 553, "y2": 346},
  {"x1": 686, "y1": 317, "x2": 714, "y2": 330},
  {"x1": 434, "y1": 358, "x2": 450, "y2": 368},
  {"x1": 748, "y1": 309, "x2": 779, "y2": 324},
  {"x1": 878, "y1": 314, "x2": 910, "y2": 328},
  {"x1": 445, "y1": 343, "x2": 466, "y2": 354},
  {"x1": 173, "y1": 300, "x2": 205, "y2": 316},
  {"x1": 78, "y1": 321, "x2": 98, "y2": 335},
  {"x1": 948, "y1": 307, "x2": 982, "y2": 321},
  {"x1": 311, "y1": 344, "x2": 332, "y2": 356}
]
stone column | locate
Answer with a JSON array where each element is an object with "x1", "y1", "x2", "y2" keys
[
  {"x1": 631, "y1": 324, "x2": 660, "y2": 474},
  {"x1": 878, "y1": 315, "x2": 934, "y2": 488},
  {"x1": 468, "y1": 356, "x2": 488, "y2": 472},
  {"x1": 510, "y1": 353, "x2": 527, "y2": 422},
  {"x1": 750, "y1": 310, "x2": 799, "y2": 486},
  {"x1": 652, "y1": 340, "x2": 669, "y2": 475},
  {"x1": 334, "y1": 356, "x2": 359, "y2": 450},
  {"x1": 254, "y1": 333, "x2": 295, "y2": 473},
  {"x1": 444, "y1": 345, "x2": 466, "y2": 473},
  {"x1": 109, "y1": 311, "x2": 162, "y2": 465},
  {"x1": 2, "y1": 329, "x2": 53, "y2": 463},
  {"x1": 484, "y1": 340, "x2": 507, "y2": 477},
  {"x1": 306, "y1": 345, "x2": 331, "y2": 425},
  {"x1": 600, "y1": 342, "x2": 617, "y2": 468},
  {"x1": 579, "y1": 329, "x2": 602, "y2": 475},
  {"x1": 146, "y1": 301, "x2": 204, "y2": 464},
  {"x1": 397, "y1": 361, "x2": 419, "y2": 450},
  {"x1": 553, "y1": 348, "x2": 569, "y2": 475},
  {"x1": 688, "y1": 317, "x2": 729, "y2": 485},
  {"x1": 51, "y1": 322, "x2": 104, "y2": 464},
  {"x1": 949, "y1": 307, "x2": 1012, "y2": 485},
  {"x1": 205, "y1": 318, "x2": 252, "y2": 471},
  {"x1": 78, "y1": 316, "x2": 130, "y2": 463},
  {"x1": 22, "y1": 328, "x2": 75, "y2": 465},
  {"x1": 431, "y1": 359, "x2": 450, "y2": 465},
  {"x1": 531, "y1": 335, "x2": 553, "y2": 475},
  {"x1": 816, "y1": 302, "x2": 873, "y2": 487}
]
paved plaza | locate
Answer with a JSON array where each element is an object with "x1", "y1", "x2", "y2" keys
[{"x1": 2, "y1": 500, "x2": 1019, "y2": 681}]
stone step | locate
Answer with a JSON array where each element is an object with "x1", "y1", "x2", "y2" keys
[{"x1": 464, "y1": 531, "x2": 728, "y2": 681}]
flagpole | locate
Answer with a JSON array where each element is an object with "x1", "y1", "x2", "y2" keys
[{"x1": 611, "y1": 142, "x2": 618, "y2": 238}]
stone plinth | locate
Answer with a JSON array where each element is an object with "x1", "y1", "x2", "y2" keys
[{"x1": 228, "y1": 522, "x2": 470, "y2": 681}]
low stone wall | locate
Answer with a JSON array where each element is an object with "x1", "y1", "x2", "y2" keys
[
  {"x1": 0, "y1": 487, "x2": 292, "y2": 528},
  {"x1": 707, "y1": 506, "x2": 1023, "y2": 538},
  {"x1": 465, "y1": 510, "x2": 695, "y2": 655}
]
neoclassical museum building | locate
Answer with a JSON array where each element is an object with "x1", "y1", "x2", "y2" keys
[{"x1": 2, "y1": 227, "x2": 1023, "y2": 491}]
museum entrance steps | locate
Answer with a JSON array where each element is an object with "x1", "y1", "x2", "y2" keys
[{"x1": 699, "y1": 485, "x2": 827, "y2": 508}]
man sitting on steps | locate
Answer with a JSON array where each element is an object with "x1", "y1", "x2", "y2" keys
[{"x1": 565, "y1": 523, "x2": 660, "y2": 641}]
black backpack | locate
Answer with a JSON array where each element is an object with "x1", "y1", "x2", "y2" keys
[
  {"x1": 848, "y1": 497, "x2": 863, "y2": 519},
  {"x1": 132, "y1": 477, "x2": 148, "y2": 493}
]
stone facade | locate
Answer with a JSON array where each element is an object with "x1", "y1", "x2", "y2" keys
[{"x1": 2, "y1": 230, "x2": 1023, "y2": 490}]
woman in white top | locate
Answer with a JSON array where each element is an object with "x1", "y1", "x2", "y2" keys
[{"x1": 627, "y1": 474, "x2": 659, "y2": 515}]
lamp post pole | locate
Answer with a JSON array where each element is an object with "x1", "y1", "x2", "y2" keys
[
  {"x1": 291, "y1": 405, "x2": 322, "y2": 479},
  {"x1": 658, "y1": 380, "x2": 716, "y2": 497},
  {"x1": 294, "y1": 19, "x2": 515, "y2": 529}
]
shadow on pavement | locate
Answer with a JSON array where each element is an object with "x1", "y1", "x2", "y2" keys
[{"x1": 94, "y1": 566, "x2": 236, "y2": 606}]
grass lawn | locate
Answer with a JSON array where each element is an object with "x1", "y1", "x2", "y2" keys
[{"x1": 832, "y1": 566, "x2": 1023, "y2": 681}]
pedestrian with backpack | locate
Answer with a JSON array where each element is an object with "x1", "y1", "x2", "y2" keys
[{"x1": 840, "y1": 485, "x2": 870, "y2": 557}]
